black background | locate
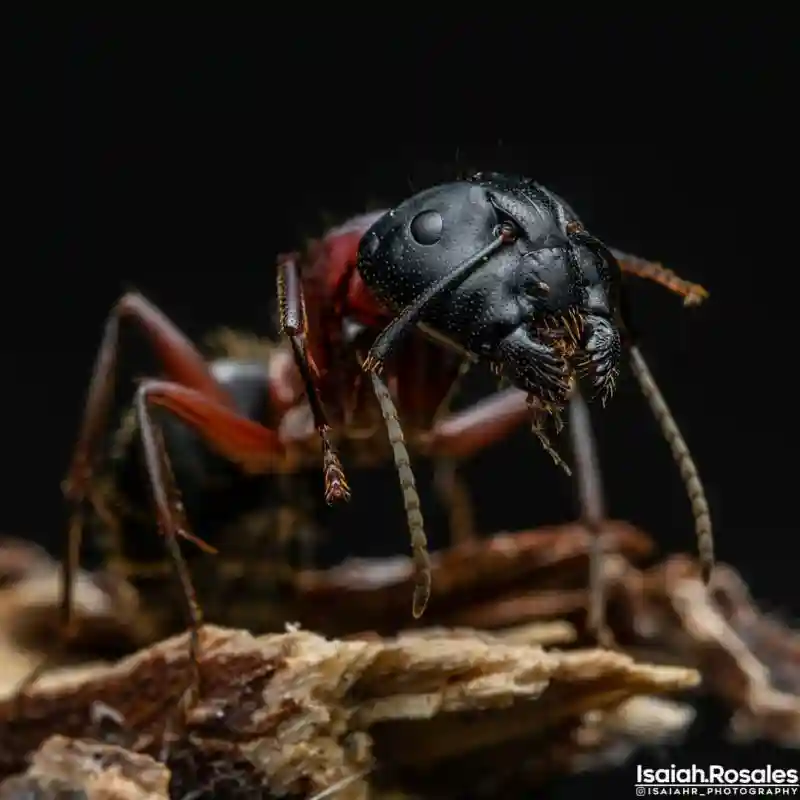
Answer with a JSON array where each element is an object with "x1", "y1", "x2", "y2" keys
[{"x1": 9, "y1": 13, "x2": 798, "y2": 794}]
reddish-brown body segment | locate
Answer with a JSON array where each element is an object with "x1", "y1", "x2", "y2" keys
[
  {"x1": 295, "y1": 212, "x2": 513, "y2": 443},
  {"x1": 307, "y1": 212, "x2": 389, "y2": 329},
  {"x1": 294, "y1": 218, "x2": 710, "y2": 457}
]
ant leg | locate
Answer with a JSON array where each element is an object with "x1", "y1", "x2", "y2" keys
[
  {"x1": 15, "y1": 293, "x2": 294, "y2": 706},
  {"x1": 429, "y1": 360, "x2": 478, "y2": 545},
  {"x1": 610, "y1": 249, "x2": 709, "y2": 306},
  {"x1": 433, "y1": 460, "x2": 477, "y2": 546},
  {"x1": 277, "y1": 255, "x2": 350, "y2": 504},
  {"x1": 130, "y1": 380, "x2": 281, "y2": 723},
  {"x1": 130, "y1": 380, "x2": 288, "y2": 721},
  {"x1": 15, "y1": 292, "x2": 232, "y2": 707},
  {"x1": 421, "y1": 386, "x2": 573, "y2": 540},
  {"x1": 566, "y1": 386, "x2": 614, "y2": 648},
  {"x1": 117, "y1": 380, "x2": 286, "y2": 747},
  {"x1": 419, "y1": 387, "x2": 533, "y2": 459},
  {"x1": 65, "y1": 294, "x2": 237, "y2": 616},
  {"x1": 421, "y1": 379, "x2": 615, "y2": 645}
]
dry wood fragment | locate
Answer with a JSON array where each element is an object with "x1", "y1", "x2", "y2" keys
[
  {"x1": 611, "y1": 555, "x2": 800, "y2": 747},
  {"x1": 294, "y1": 522, "x2": 653, "y2": 636},
  {"x1": 0, "y1": 735, "x2": 170, "y2": 799},
  {"x1": 0, "y1": 697, "x2": 694, "y2": 800},
  {"x1": 3, "y1": 518, "x2": 798, "y2": 757},
  {"x1": 0, "y1": 625, "x2": 697, "y2": 798},
  {"x1": 293, "y1": 522, "x2": 800, "y2": 751},
  {"x1": 292, "y1": 525, "x2": 800, "y2": 750},
  {"x1": 0, "y1": 538, "x2": 155, "y2": 672},
  {"x1": 0, "y1": 525, "x2": 639, "y2": 654}
]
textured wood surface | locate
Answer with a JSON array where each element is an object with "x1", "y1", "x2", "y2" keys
[{"x1": 0, "y1": 625, "x2": 697, "y2": 798}]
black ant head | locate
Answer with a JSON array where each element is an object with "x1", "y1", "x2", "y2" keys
[
  {"x1": 468, "y1": 172, "x2": 623, "y2": 403},
  {"x1": 358, "y1": 172, "x2": 622, "y2": 406}
]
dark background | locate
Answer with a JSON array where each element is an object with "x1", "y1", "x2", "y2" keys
[{"x1": 10, "y1": 13, "x2": 798, "y2": 794}]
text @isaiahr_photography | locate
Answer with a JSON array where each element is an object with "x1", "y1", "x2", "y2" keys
[{"x1": 635, "y1": 765, "x2": 799, "y2": 795}]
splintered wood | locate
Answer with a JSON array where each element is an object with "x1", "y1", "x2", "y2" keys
[
  {"x1": 0, "y1": 625, "x2": 698, "y2": 798},
  {"x1": 2, "y1": 520, "x2": 799, "y2": 797},
  {"x1": 292, "y1": 523, "x2": 800, "y2": 751},
  {"x1": 612, "y1": 555, "x2": 800, "y2": 748},
  {"x1": 0, "y1": 737, "x2": 170, "y2": 800}
]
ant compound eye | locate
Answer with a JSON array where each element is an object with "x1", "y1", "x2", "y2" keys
[
  {"x1": 493, "y1": 220, "x2": 519, "y2": 242},
  {"x1": 409, "y1": 209, "x2": 444, "y2": 245}
]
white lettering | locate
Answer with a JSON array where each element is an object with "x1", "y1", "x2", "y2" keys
[{"x1": 635, "y1": 764, "x2": 799, "y2": 792}]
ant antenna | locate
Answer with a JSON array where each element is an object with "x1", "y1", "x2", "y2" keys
[
  {"x1": 628, "y1": 344, "x2": 713, "y2": 582},
  {"x1": 369, "y1": 372, "x2": 431, "y2": 617}
]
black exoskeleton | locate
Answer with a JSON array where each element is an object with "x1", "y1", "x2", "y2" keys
[
  {"x1": 355, "y1": 172, "x2": 713, "y2": 619},
  {"x1": 358, "y1": 172, "x2": 624, "y2": 409}
]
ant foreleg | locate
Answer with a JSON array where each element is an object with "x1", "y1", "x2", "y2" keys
[
  {"x1": 420, "y1": 387, "x2": 544, "y2": 543},
  {"x1": 277, "y1": 255, "x2": 350, "y2": 504},
  {"x1": 419, "y1": 387, "x2": 530, "y2": 460},
  {"x1": 566, "y1": 386, "x2": 615, "y2": 648},
  {"x1": 428, "y1": 359, "x2": 477, "y2": 545}
]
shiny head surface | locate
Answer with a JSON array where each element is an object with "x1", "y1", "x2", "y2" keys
[{"x1": 357, "y1": 172, "x2": 623, "y2": 406}]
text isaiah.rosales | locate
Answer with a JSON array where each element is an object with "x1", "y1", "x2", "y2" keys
[{"x1": 635, "y1": 766, "x2": 798, "y2": 796}]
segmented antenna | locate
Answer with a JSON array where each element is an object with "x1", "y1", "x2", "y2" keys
[
  {"x1": 628, "y1": 345, "x2": 714, "y2": 582},
  {"x1": 612, "y1": 250, "x2": 710, "y2": 307},
  {"x1": 369, "y1": 372, "x2": 431, "y2": 617},
  {"x1": 567, "y1": 387, "x2": 614, "y2": 648},
  {"x1": 276, "y1": 267, "x2": 288, "y2": 330}
]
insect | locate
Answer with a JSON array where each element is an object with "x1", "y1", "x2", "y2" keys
[
  {"x1": 279, "y1": 172, "x2": 712, "y2": 621},
  {"x1": 65, "y1": 325, "x2": 515, "y2": 643},
  {"x1": 16, "y1": 172, "x2": 709, "y2": 711},
  {"x1": 14, "y1": 222, "x2": 540, "y2": 702}
]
